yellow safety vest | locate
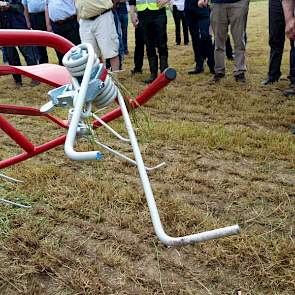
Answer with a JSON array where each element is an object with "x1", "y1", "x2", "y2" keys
[{"x1": 136, "y1": 0, "x2": 160, "y2": 11}]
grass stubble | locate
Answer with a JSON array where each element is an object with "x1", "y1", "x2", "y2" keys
[{"x1": 0, "y1": 1, "x2": 295, "y2": 294}]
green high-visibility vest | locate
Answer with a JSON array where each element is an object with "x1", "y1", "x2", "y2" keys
[{"x1": 136, "y1": 0, "x2": 159, "y2": 11}]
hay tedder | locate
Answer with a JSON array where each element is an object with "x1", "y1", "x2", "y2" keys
[{"x1": 0, "y1": 30, "x2": 240, "y2": 246}]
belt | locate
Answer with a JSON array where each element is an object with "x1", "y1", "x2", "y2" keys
[
  {"x1": 88, "y1": 9, "x2": 111, "y2": 21},
  {"x1": 52, "y1": 15, "x2": 77, "y2": 26}
]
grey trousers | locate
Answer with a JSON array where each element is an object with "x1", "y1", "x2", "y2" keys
[{"x1": 211, "y1": 0, "x2": 249, "y2": 76}]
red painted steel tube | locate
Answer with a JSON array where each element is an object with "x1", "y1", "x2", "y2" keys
[
  {"x1": 0, "y1": 115, "x2": 35, "y2": 153},
  {"x1": 0, "y1": 104, "x2": 68, "y2": 128},
  {"x1": 0, "y1": 135, "x2": 66, "y2": 169},
  {"x1": 0, "y1": 29, "x2": 74, "y2": 54}
]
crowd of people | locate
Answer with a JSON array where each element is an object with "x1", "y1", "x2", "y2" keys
[{"x1": 0, "y1": 0, "x2": 294, "y2": 95}]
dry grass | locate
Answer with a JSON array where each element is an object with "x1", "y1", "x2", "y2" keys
[{"x1": 1, "y1": 1, "x2": 295, "y2": 294}]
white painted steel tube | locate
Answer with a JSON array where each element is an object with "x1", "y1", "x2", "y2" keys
[
  {"x1": 117, "y1": 91, "x2": 240, "y2": 246},
  {"x1": 64, "y1": 44, "x2": 101, "y2": 161}
]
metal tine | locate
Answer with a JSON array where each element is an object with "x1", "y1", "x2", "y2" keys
[
  {"x1": 0, "y1": 198, "x2": 31, "y2": 209},
  {"x1": 92, "y1": 113, "x2": 130, "y2": 143},
  {"x1": 0, "y1": 173, "x2": 24, "y2": 184},
  {"x1": 92, "y1": 135, "x2": 166, "y2": 171}
]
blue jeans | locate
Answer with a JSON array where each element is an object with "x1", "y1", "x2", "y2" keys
[
  {"x1": 6, "y1": 45, "x2": 38, "y2": 83},
  {"x1": 117, "y1": 10, "x2": 128, "y2": 53}
]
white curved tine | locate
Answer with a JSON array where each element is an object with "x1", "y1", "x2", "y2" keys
[
  {"x1": 91, "y1": 135, "x2": 166, "y2": 171},
  {"x1": 117, "y1": 90, "x2": 240, "y2": 246},
  {"x1": 0, "y1": 198, "x2": 31, "y2": 209},
  {"x1": 0, "y1": 173, "x2": 24, "y2": 184},
  {"x1": 92, "y1": 113, "x2": 130, "y2": 143}
]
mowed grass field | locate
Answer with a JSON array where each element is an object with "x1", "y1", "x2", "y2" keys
[{"x1": 0, "y1": 1, "x2": 295, "y2": 294}]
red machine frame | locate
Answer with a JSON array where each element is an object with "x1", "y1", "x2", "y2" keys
[{"x1": 0, "y1": 30, "x2": 176, "y2": 169}]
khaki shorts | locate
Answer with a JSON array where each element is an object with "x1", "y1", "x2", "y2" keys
[{"x1": 79, "y1": 11, "x2": 119, "y2": 59}]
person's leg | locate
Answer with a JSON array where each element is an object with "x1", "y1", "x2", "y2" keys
[
  {"x1": 144, "y1": 12, "x2": 159, "y2": 82},
  {"x1": 30, "y1": 12, "x2": 48, "y2": 63},
  {"x1": 180, "y1": 10, "x2": 189, "y2": 45},
  {"x1": 172, "y1": 5, "x2": 181, "y2": 45},
  {"x1": 154, "y1": 10, "x2": 168, "y2": 72},
  {"x1": 199, "y1": 15, "x2": 215, "y2": 73},
  {"x1": 268, "y1": 0, "x2": 285, "y2": 81},
  {"x1": 283, "y1": 40, "x2": 295, "y2": 96},
  {"x1": 6, "y1": 46, "x2": 22, "y2": 86},
  {"x1": 118, "y1": 10, "x2": 129, "y2": 54},
  {"x1": 210, "y1": 3, "x2": 228, "y2": 76},
  {"x1": 18, "y1": 45, "x2": 38, "y2": 66},
  {"x1": 133, "y1": 14, "x2": 145, "y2": 73},
  {"x1": 92, "y1": 12, "x2": 120, "y2": 71},
  {"x1": 225, "y1": 34, "x2": 233, "y2": 59},
  {"x1": 228, "y1": 0, "x2": 249, "y2": 78},
  {"x1": 186, "y1": 10, "x2": 204, "y2": 72}
]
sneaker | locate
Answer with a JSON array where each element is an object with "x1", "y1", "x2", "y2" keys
[
  {"x1": 15, "y1": 82, "x2": 22, "y2": 89},
  {"x1": 211, "y1": 73, "x2": 225, "y2": 83},
  {"x1": 144, "y1": 74, "x2": 157, "y2": 84},
  {"x1": 188, "y1": 67, "x2": 204, "y2": 75},
  {"x1": 235, "y1": 73, "x2": 246, "y2": 83},
  {"x1": 131, "y1": 69, "x2": 142, "y2": 75},
  {"x1": 261, "y1": 77, "x2": 279, "y2": 85},
  {"x1": 283, "y1": 84, "x2": 295, "y2": 97}
]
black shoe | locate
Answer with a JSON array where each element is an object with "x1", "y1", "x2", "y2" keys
[
  {"x1": 283, "y1": 84, "x2": 295, "y2": 97},
  {"x1": 131, "y1": 69, "x2": 142, "y2": 75},
  {"x1": 188, "y1": 67, "x2": 204, "y2": 75},
  {"x1": 211, "y1": 73, "x2": 224, "y2": 83},
  {"x1": 209, "y1": 67, "x2": 215, "y2": 74},
  {"x1": 175, "y1": 43, "x2": 180, "y2": 46},
  {"x1": 144, "y1": 74, "x2": 157, "y2": 84},
  {"x1": 235, "y1": 73, "x2": 246, "y2": 83},
  {"x1": 227, "y1": 55, "x2": 234, "y2": 60},
  {"x1": 15, "y1": 82, "x2": 22, "y2": 89},
  {"x1": 261, "y1": 77, "x2": 279, "y2": 85}
]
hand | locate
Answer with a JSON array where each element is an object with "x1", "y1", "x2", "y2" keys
[
  {"x1": 0, "y1": 3, "x2": 9, "y2": 11},
  {"x1": 285, "y1": 17, "x2": 295, "y2": 40},
  {"x1": 157, "y1": 0, "x2": 169, "y2": 7},
  {"x1": 46, "y1": 24, "x2": 53, "y2": 32},
  {"x1": 198, "y1": 0, "x2": 208, "y2": 8},
  {"x1": 131, "y1": 12, "x2": 139, "y2": 27}
]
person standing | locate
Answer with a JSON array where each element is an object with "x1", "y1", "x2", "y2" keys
[
  {"x1": 75, "y1": 0, "x2": 120, "y2": 71},
  {"x1": 261, "y1": 0, "x2": 295, "y2": 89},
  {"x1": 172, "y1": 0, "x2": 189, "y2": 46},
  {"x1": 45, "y1": 0, "x2": 81, "y2": 65},
  {"x1": 129, "y1": 0, "x2": 170, "y2": 84},
  {"x1": 185, "y1": 0, "x2": 214, "y2": 74},
  {"x1": 0, "y1": 0, "x2": 38, "y2": 88},
  {"x1": 22, "y1": 0, "x2": 48, "y2": 63},
  {"x1": 198, "y1": 0, "x2": 249, "y2": 83}
]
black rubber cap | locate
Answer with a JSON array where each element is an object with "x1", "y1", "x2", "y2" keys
[{"x1": 164, "y1": 68, "x2": 177, "y2": 81}]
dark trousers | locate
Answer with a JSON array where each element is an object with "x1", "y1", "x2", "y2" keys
[
  {"x1": 138, "y1": 9, "x2": 168, "y2": 74},
  {"x1": 226, "y1": 35, "x2": 233, "y2": 58},
  {"x1": 117, "y1": 9, "x2": 128, "y2": 53},
  {"x1": 30, "y1": 11, "x2": 48, "y2": 63},
  {"x1": 172, "y1": 5, "x2": 189, "y2": 45},
  {"x1": 268, "y1": 0, "x2": 295, "y2": 82},
  {"x1": 134, "y1": 21, "x2": 145, "y2": 72},
  {"x1": 6, "y1": 45, "x2": 37, "y2": 83},
  {"x1": 185, "y1": 11, "x2": 214, "y2": 70},
  {"x1": 51, "y1": 18, "x2": 81, "y2": 65}
]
